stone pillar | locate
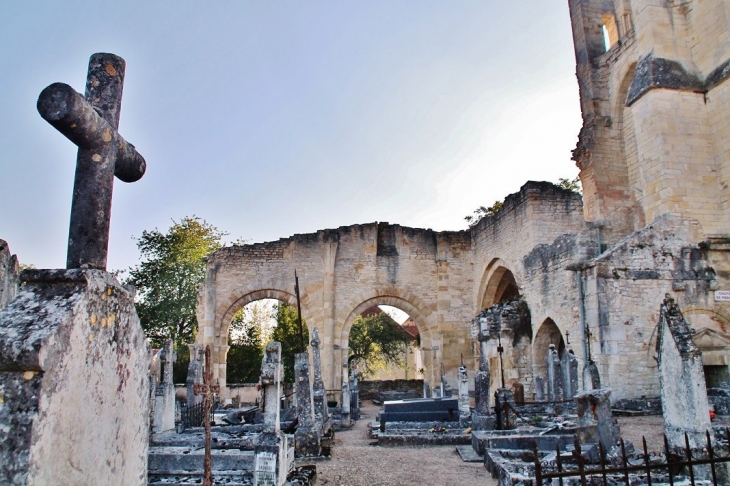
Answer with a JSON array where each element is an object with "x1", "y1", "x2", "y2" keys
[
  {"x1": 535, "y1": 376, "x2": 545, "y2": 401},
  {"x1": 0, "y1": 269, "x2": 149, "y2": 485},
  {"x1": 254, "y1": 342, "x2": 289, "y2": 486},
  {"x1": 153, "y1": 339, "x2": 177, "y2": 433},
  {"x1": 561, "y1": 350, "x2": 579, "y2": 400},
  {"x1": 294, "y1": 352, "x2": 321, "y2": 458},
  {"x1": 472, "y1": 326, "x2": 494, "y2": 430},
  {"x1": 340, "y1": 353, "x2": 351, "y2": 427},
  {"x1": 186, "y1": 344, "x2": 203, "y2": 409},
  {"x1": 656, "y1": 295, "x2": 712, "y2": 449},
  {"x1": 494, "y1": 389, "x2": 517, "y2": 430},
  {"x1": 575, "y1": 389, "x2": 620, "y2": 453},
  {"x1": 458, "y1": 365, "x2": 470, "y2": 425},
  {"x1": 546, "y1": 344, "x2": 563, "y2": 402},
  {"x1": 322, "y1": 237, "x2": 338, "y2": 393}
]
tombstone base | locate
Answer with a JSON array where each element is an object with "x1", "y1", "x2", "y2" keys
[
  {"x1": 471, "y1": 413, "x2": 495, "y2": 431},
  {"x1": 294, "y1": 425, "x2": 322, "y2": 458}
]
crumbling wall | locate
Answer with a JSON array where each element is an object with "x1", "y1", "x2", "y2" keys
[
  {"x1": 471, "y1": 182, "x2": 592, "y2": 399},
  {"x1": 582, "y1": 214, "x2": 718, "y2": 399},
  {"x1": 0, "y1": 240, "x2": 19, "y2": 309},
  {"x1": 0, "y1": 269, "x2": 149, "y2": 485}
]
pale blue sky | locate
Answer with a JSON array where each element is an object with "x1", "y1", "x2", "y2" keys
[{"x1": 0, "y1": 1, "x2": 582, "y2": 272}]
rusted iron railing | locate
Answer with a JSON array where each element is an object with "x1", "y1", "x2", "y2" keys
[
  {"x1": 533, "y1": 429, "x2": 730, "y2": 486},
  {"x1": 179, "y1": 402, "x2": 209, "y2": 429}
]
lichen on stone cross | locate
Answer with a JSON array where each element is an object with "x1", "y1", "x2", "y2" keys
[{"x1": 37, "y1": 53, "x2": 146, "y2": 270}]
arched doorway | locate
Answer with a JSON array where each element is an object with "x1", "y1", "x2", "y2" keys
[{"x1": 533, "y1": 318, "x2": 565, "y2": 387}]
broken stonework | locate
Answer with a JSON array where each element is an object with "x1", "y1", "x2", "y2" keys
[
  {"x1": 0, "y1": 269, "x2": 149, "y2": 485},
  {"x1": 0, "y1": 240, "x2": 19, "y2": 309},
  {"x1": 574, "y1": 388, "x2": 620, "y2": 453},
  {"x1": 294, "y1": 352, "x2": 321, "y2": 457},
  {"x1": 655, "y1": 294, "x2": 712, "y2": 449}
]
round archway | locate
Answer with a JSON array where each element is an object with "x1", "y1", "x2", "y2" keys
[{"x1": 478, "y1": 258, "x2": 521, "y2": 311}]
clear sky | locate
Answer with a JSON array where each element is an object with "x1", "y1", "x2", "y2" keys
[{"x1": 0, "y1": 1, "x2": 582, "y2": 272}]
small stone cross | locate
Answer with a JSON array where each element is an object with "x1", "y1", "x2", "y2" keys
[
  {"x1": 193, "y1": 345, "x2": 220, "y2": 486},
  {"x1": 37, "y1": 53, "x2": 146, "y2": 270}
]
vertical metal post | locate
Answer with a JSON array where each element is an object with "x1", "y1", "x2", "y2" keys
[{"x1": 294, "y1": 270, "x2": 305, "y2": 353}]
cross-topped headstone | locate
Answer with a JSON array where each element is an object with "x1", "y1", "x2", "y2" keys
[
  {"x1": 193, "y1": 345, "x2": 220, "y2": 486},
  {"x1": 37, "y1": 53, "x2": 146, "y2": 270}
]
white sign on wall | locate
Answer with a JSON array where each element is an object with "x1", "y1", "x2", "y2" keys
[{"x1": 714, "y1": 291, "x2": 730, "y2": 302}]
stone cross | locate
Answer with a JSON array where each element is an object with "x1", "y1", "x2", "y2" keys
[
  {"x1": 37, "y1": 53, "x2": 146, "y2": 270},
  {"x1": 193, "y1": 345, "x2": 220, "y2": 486}
]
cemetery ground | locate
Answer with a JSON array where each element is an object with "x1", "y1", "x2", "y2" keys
[
  {"x1": 312, "y1": 401, "x2": 730, "y2": 486},
  {"x1": 315, "y1": 400, "x2": 493, "y2": 486}
]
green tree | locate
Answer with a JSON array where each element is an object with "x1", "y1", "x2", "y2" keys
[
  {"x1": 125, "y1": 216, "x2": 225, "y2": 349},
  {"x1": 271, "y1": 302, "x2": 309, "y2": 382},
  {"x1": 557, "y1": 176, "x2": 582, "y2": 193},
  {"x1": 464, "y1": 200, "x2": 503, "y2": 226},
  {"x1": 226, "y1": 301, "x2": 272, "y2": 383},
  {"x1": 348, "y1": 312, "x2": 415, "y2": 378}
]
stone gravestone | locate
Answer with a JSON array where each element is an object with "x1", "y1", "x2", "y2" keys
[
  {"x1": 254, "y1": 342, "x2": 290, "y2": 486},
  {"x1": 472, "y1": 314, "x2": 494, "y2": 430},
  {"x1": 309, "y1": 328, "x2": 330, "y2": 433},
  {"x1": 340, "y1": 354, "x2": 351, "y2": 427},
  {"x1": 561, "y1": 349, "x2": 579, "y2": 400},
  {"x1": 535, "y1": 376, "x2": 545, "y2": 401},
  {"x1": 0, "y1": 53, "x2": 149, "y2": 485},
  {"x1": 655, "y1": 294, "x2": 711, "y2": 449},
  {"x1": 186, "y1": 344, "x2": 204, "y2": 409},
  {"x1": 350, "y1": 367, "x2": 360, "y2": 420},
  {"x1": 153, "y1": 339, "x2": 177, "y2": 434},
  {"x1": 583, "y1": 360, "x2": 601, "y2": 391},
  {"x1": 458, "y1": 364, "x2": 470, "y2": 425},
  {"x1": 546, "y1": 344, "x2": 563, "y2": 402},
  {"x1": 294, "y1": 352, "x2": 321, "y2": 457}
]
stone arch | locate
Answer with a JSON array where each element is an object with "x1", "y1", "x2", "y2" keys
[
  {"x1": 218, "y1": 288, "x2": 315, "y2": 340},
  {"x1": 532, "y1": 318, "x2": 566, "y2": 383},
  {"x1": 213, "y1": 282, "x2": 320, "y2": 342},
  {"x1": 337, "y1": 292, "x2": 435, "y2": 347},
  {"x1": 476, "y1": 258, "x2": 522, "y2": 312},
  {"x1": 682, "y1": 306, "x2": 730, "y2": 335},
  {"x1": 335, "y1": 288, "x2": 437, "y2": 387}
]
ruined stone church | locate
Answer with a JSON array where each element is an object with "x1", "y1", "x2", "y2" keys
[{"x1": 196, "y1": 0, "x2": 730, "y2": 404}]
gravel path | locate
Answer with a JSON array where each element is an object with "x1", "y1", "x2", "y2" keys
[
  {"x1": 314, "y1": 401, "x2": 729, "y2": 485},
  {"x1": 315, "y1": 401, "x2": 496, "y2": 486}
]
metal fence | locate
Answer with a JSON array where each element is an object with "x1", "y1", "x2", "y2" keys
[
  {"x1": 179, "y1": 402, "x2": 207, "y2": 429},
  {"x1": 534, "y1": 430, "x2": 730, "y2": 486}
]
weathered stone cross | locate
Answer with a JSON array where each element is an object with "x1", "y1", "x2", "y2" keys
[
  {"x1": 193, "y1": 345, "x2": 220, "y2": 486},
  {"x1": 37, "y1": 53, "x2": 146, "y2": 270}
]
